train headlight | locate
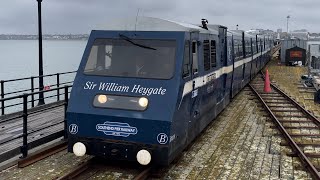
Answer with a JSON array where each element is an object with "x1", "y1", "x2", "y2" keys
[
  {"x1": 98, "y1": 95, "x2": 108, "y2": 104},
  {"x1": 136, "y1": 149, "x2": 151, "y2": 165},
  {"x1": 73, "y1": 142, "x2": 86, "y2": 156},
  {"x1": 138, "y1": 97, "x2": 148, "y2": 107}
]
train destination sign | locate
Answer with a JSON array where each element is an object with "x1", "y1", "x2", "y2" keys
[{"x1": 84, "y1": 81, "x2": 167, "y2": 96}]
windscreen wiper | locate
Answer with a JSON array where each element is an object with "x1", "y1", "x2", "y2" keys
[{"x1": 119, "y1": 34, "x2": 156, "y2": 50}]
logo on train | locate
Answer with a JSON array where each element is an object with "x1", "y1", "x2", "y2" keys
[
  {"x1": 96, "y1": 121, "x2": 138, "y2": 137},
  {"x1": 157, "y1": 133, "x2": 168, "y2": 144},
  {"x1": 69, "y1": 124, "x2": 78, "y2": 134}
]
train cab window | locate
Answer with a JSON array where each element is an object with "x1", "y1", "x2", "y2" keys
[
  {"x1": 203, "y1": 40, "x2": 210, "y2": 71},
  {"x1": 183, "y1": 41, "x2": 190, "y2": 78},
  {"x1": 84, "y1": 38, "x2": 176, "y2": 79},
  {"x1": 211, "y1": 40, "x2": 217, "y2": 67},
  {"x1": 192, "y1": 41, "x2": 198, "y2": 74}
]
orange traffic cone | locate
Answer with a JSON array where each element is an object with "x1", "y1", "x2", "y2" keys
[{"x1": 264, "y1": 69, "x2": 272, "y2": 93}]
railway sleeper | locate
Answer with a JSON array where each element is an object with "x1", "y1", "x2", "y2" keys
[
  {"x1": 269, "y1": 126, "x2": 319, "y2": 130},
  {"x1": 280, "y1": 142, "x2": 320, "y2": 147},
  {"x1": 286, "y1": 152, "x2": 320, "y2": 158}
]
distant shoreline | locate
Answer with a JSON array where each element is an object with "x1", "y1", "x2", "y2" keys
[
  {"x1": 0, "y1": 34, "x2": 89, "y2": 40},
  {"x1": 0, "y1": 39, "x2": 88, "y2": 41}
]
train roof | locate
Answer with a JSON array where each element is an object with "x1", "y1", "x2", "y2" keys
[{"x1": 94, "y1": 16, "x2": 219, "y2": 35}]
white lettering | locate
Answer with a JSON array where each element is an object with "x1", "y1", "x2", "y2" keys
[
  {"x1": 99, "y1": 82, "x2": 108, "y2": 91},
  {"x1": 132, "y1": 85, "x2": 140, "y2": 93},
  {"x1": 159, "y1": 135, "x2": 167, "y2": 143},
  {"x1": 84, "y1": 81, "x2": 97, "y2": 90},
  {"x1": 121, "y1": 86, "x2": 130, "y2": 92},
  {"x1": 85, "y1": 82, "x2": 166, "y2": 96},
  {"x1": 84, "y1": 81, "x2": 91, "y2": 89},
  {"x1": 147, "y1": 88, "x2": 153, "y2": 96},
  {"x1": 161, "y1": 89, "x2": 166, "y2": 95}
]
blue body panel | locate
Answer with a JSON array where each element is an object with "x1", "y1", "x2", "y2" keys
[{"x1": 67, "y1": 27, "x2": 273, "y2": 166}]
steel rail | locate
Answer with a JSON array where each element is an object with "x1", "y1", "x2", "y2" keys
[
  {"x1": 18, "y1": 141, "x2": 67, "y2": 168},
  {"x1": 261, "y1": 72, "x2": 320, "y2": 127},
  {"x1": 133, "y1": 166, "x2": 153, "y2": 180},
  {"x1": 54, "y1": 157, "x2": 96, "y2": 180},
  {"x1": 248, "y1": 83, "x2": 320, "y2": 179},
  {"x1": 56, "y1": 158, "x2": 93, "y2": 180}
]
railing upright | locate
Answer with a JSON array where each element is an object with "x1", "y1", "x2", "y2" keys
[
  {"x1": 57, "y1": 73, "x2": 60, "y2": 101},
  {"x1": 31, "y1": 76, "x2": 35, "y2": 107},
  {"x1": 0, "y1": 80, "x2": 4, "y2": 115},
  {"x1": 21, "y1": 94, "x2": 29, "y2": 158},
  {"x1": 64, "y1": 86, "x2": 69, "y2": 139}
]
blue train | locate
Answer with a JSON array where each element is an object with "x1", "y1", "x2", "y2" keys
[{"x1": 67, "y1": 17, "x2": 274, "y2": 166}]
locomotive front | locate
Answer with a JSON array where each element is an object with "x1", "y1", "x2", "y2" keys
[{"x1": 66, "y1": 30, "x2": 184, "y2": 166}]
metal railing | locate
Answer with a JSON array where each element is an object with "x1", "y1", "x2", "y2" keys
[
  {"x1": 0, "y1": 71, "x2": 76, "y2": 115},
  {"x1": 0, "y1": 85, "x2": 70, "y2": 160}
]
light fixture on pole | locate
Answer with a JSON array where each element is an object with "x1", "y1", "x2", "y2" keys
[
  {"x1": 286, "y1": 15, "x2": 290, "y2": 34},
  {"x1": 36, "y1": 0, "x2": 45, "y2": 105}
]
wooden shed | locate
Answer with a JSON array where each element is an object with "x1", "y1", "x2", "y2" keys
[{"x1": 285, "y1": 46, "x2": 306, "y2": 66}]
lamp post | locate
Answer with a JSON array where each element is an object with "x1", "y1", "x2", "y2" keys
[
  {"x1": 286, "y1": 15, "x2": 290, "y2": 34},
  {"x1": 37, "y1": 0, "x2": 45, "y2": 105}
]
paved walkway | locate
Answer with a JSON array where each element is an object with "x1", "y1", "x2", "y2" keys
[
  {"x1": 265, "y1": 56, "x2": 320, "y2": 117},
  {"x1": 0, "y1": 88, "x2": 312, "y2": 179}
]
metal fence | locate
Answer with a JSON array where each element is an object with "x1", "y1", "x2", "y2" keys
[
  {"x1": 0, "y1": 71, "x2": 76, "y2": 115},
  {"x1": 0, "y1": 85, "x2": 70, "y2": 160}
]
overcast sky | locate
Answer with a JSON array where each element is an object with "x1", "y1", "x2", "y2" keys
[{"x1": 0, "y1": 0, "x2": 318, "y2": 34}]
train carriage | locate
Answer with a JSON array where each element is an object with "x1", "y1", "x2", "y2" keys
[{"x1": 67, "y1": 17, "x2": 274, "y2": 166}]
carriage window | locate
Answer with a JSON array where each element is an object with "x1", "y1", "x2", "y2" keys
[
  {"x1": 203, "y1": 40, "x2": 210, "y2": 71},
  {"x1": 234, "y1": 39, "x2": 243, "y2": 59},
  {"x1": 84, "y1": 38, "x2": 176, "y2": 79},
  {"x1": 192, "y1": 41, "x2": 198, "y2": 74},
  {"x1": 246, "y1": 40, "x2": 251, "y2": 57},
  {"x1": 252, "y1": 40, "x2": 257, "y2": 54},
  {"x1": 242, "y1": 64, "x2": 245, "y2": 80},
  {"x1": 238, "y1": 44, "x2": 243, "y2": 57},
  {"x1": 211, "y1": 40, "x2": 216, "y2": 67},
  {"x1": 183, "y1": 41, "x2": 190, "y2": 78}
]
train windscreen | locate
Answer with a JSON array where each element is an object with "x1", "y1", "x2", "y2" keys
[{"x1": 84, "y1": 38, "x2": 176, "y2": 79}]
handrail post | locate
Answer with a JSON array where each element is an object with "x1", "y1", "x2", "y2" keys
[
  {"x1": 57, "y1": 73, "x2": 60, "y2": 101},
  {"x1": 31, "y1": 77, "x2": 35, "y2": 107},
  {"x1": 0, "y1": 80, "x2": 4, "y2": 115},
  {"x1": 20, "y1": 94, "x2": 29, "y2": 158},
  {"x1": 64, "y1": 86, "x2": 69, "y2": 139}
]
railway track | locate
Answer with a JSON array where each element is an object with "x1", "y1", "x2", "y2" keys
[
  {"x1": 55, "y1": 157, "x2": 157, "y2": 180},
  {"x1": 13, "y1": 140, "x2": 161, "y2": 179},
  {"x1": 249, "y1": 72, "x2": 320, "y2": 179}
]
